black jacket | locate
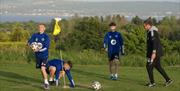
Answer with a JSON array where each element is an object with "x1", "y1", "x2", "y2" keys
[{"x1": 147, "y1": 28, "x2": 163, "y2": 58}]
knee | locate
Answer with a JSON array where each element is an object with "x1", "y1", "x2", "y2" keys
[
  {"x1": 41, "y1": 66, "x2": 46, "y2": 73},
  {"x1": 50, "y1": 66, "x2": 56, "y2": 72}
]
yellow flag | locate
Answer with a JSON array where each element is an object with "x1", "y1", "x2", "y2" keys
[{"x1": 53, "y1": 18, "x2": 61, "y2": 36}]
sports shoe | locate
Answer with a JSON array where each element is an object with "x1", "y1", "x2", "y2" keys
[
  {"x1": 113, "y1": 76, "x2": 118, "y2": 80},
  {"x1": 110, "y1": 75, "x2": 114, "y2": 80},
  {"x1": 49, "y1": 80, "x2": 55, "y2": 85},
  {"x1": 145, "y1": 83, "x2": 156, "y2": 87},
  {"x1": 165, "y1": 80, "x2": 173, "y2": 87},
  {"x1": 44, "y1": 84, "x2": 50, "y2": 90}
]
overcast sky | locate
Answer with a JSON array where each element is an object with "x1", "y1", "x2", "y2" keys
[{"x1": 71, "y1": 0, "x2": 180, "y2": 2}]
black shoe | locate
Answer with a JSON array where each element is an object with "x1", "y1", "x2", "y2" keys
[
  {"x1": 112, "y1": 76, "x2": 118, "y2": 80},
  {"x1": 44, "y1": 84, "x2": 50, "y2": 90},
  {"x1": 145, "y1": 83, "x2": 156, "y2": 87},
  {"x1": 165, "y1": 80, "x2": 173, "y2": 87},
  {"x1": 110, "y1": 75, "x2": 114, "y2": 80},
  {"x1": 49, "y1": 81, "x2": 55, "y2": 85}
]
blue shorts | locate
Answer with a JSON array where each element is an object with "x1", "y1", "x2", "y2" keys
[
  {"x1": 108, "y1": 52, "x2": 120, "y2": 61},
  {"x1": 35, "y1": 56, "x2": 48, "y2": 69}
]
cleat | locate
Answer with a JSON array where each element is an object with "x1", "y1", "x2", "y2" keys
[
  {"x1": 165, "y1": 80, "x2": 173, "y2": 87},
  {"x1": 145, "y1": 83, "x2": 156, "y2": 87},
  {"x1": 49, "y1": 81, "x2": 55, "y2": 85}
]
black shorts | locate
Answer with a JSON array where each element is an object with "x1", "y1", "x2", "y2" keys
[
  {"x1": 108, "y1": 52, "x2": 120, "y2": 61},
  {"x1": 35, "y1": 57, "x2": 48, "y2": 69},
  {"x1": 46, "y1": 68, "x2": 50, "y2": 74}
]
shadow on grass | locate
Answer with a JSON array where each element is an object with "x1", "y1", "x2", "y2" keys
[
  {"x1": 72, "y1": 68, "x2": 145, "y2": 86},
  {"x1": 0, "y1": 71, "x2": 42, "y2": 89},
  {"x1": 72, "y1": 68, "x2": 109, "y2": 80},
  {"x1": 75, "y1": 84, "x2": 92, "y2": 90}
]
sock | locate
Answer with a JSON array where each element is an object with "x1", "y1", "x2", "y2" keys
[
  {"x1": 110, "y1": 74, "x2": 114, "y2": 77},
  {"x1": 44, "y1": 79, "x2": 49, "y2": 84},
  {"x1": 115, "y1": 73, "x2": 118, "y2": 78},
  {"x1": 49, "y1": 78, "x2": 53, "y2": 81}
]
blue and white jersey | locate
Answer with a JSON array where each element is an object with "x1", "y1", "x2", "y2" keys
[
  {"x1": 47, "y1": 59, "x2": 75, "y2": 87},
  {"x1": 28, "y1": 32, "x2": 50, "y2": 58},
  {"x1": 104, "y1": 31, "x2": 124, "y2": 54}
]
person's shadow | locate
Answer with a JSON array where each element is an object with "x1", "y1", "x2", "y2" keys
[
  {"x1": 72, "y1": 68, "x2": 109, "y2": 80},
  {"x1": 0, "y1": 71, "x2": 42, "y2": 89},
  {"x1": 72, "y1": 68, "x2": 145, "y2": 86}
]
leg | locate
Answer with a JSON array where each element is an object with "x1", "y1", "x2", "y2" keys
[
  {"x1": 154, "y1": 58, "x2": 170, "y2": 82},
  {"x1": 114, "y1": 53, "x2": 120, "y2": 78},
  {"x1": 109, "y1": 61, "x2": 114, "y2": 75},
  {"x1": 146, "y1": 62, "x2": 154, "y2": 83},
  {"x1": 40, "y1": 58, "x2": 49, "y2": 85},
  {"x1": 41, "y1": 66, "x2": 48, "y2": 83},
  {"x1": 49, "y1": 66, "x2": 56, "y2": 81}
]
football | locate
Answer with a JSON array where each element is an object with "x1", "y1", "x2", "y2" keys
[
  {"x1": 37, "y1": 42, "x2": 43, "y2": 50},
  {"x1": 30, "y1": 42, "x2": 42, "y2": 52},
  {"x1": 91, "y1": 81, "x2": 102, "y2": 90}
]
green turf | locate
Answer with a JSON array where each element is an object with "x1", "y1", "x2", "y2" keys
[{"x1": 0, "y1": 63, "x2": 179, "y2": 91}]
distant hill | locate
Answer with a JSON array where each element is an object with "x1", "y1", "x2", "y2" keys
[{"x1": 0, "y1": 1, "x2": 179, "y2": 22}]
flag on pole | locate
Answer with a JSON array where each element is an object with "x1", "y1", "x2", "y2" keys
[{"x1": 53, "y1": 18, "x2": 62, "y2": 36}]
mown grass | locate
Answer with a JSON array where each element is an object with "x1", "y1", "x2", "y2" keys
[{"x1": 0, "y1": 63, "x2": 179, "y2": 91}]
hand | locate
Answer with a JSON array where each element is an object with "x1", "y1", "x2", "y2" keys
[
  {"x1": 105, "y1": 48, "x2": 108, "y2": 52},
  {"x1": 151, "y1": 53, "x2": 156, "y2": 61},
  {"x1": 147, "y1": 58, "x2": 153, "y2": 65},
  {"x1": 32, "y1": 48, "x2": 39, "y2": 52}
]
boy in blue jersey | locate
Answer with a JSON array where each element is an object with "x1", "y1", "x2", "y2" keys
[
  {"x1": 45, "y1": 59, "x2": 75, "y2": 88},
  {"x1": 104, "y1": 22, "x2": 124, "y2": 80},
  {"x1": 28, "y1": 23, "x2": 50, "y2": 89}
]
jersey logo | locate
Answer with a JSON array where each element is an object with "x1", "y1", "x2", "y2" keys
[
  {"x1": 41, "y1": 38, "x2": 45, "y2": 41},
  {"x1": 111, "y1": 39, "x2": 117, "y2": 45},
  {"x1": 35, "y1": 38, "x2": 38, "y2": 41},
  {"x1": 109, "y1": 36, "x2": 112, "y2": 39}
]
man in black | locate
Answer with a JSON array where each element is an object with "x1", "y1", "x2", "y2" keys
[{"x1": 143, "y1": 19, "x2": 173, "y2": 87}]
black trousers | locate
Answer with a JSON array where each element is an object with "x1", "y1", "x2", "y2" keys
[{"x1": 146, "y1": 57, "x2": 170, "y2": 83}]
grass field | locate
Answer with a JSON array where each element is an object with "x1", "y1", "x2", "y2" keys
[{"x1": 0, "y1": 63, "x2": 179, "y2": 91}]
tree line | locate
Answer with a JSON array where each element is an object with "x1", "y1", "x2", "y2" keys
[{"x1": 0, "y1": 15, "x2": 179, "y2": 56}]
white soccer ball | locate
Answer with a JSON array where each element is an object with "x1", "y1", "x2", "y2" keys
[
  {"x1": 30, "y1": 42, "x2": 43, "y2": 51},
  {"x1": 91, "y1": 81, "x2": 102, "y2": 90},
  {"x1": 30, "y1": 42, "x2": 38, "y2": 51},
  {"x1": 37, "y1": 42, "x2": 43, "y2": 50}
]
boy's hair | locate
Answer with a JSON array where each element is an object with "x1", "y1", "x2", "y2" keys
[
  {"x1": 109, "y1": 22, "x2": 116, "y2": 26},
  {"x1": 144, "y1": 18, "x2": 153, "y2": 26},
  {"x1": 65, "y1": 60, "x2": 73, "y2": 68},
  {"x1": 38, "y1": 23, "x2": 46, "y2": 27}
]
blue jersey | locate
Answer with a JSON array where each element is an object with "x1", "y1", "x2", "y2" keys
[
  {"x1": 47, "y1": 59, "x2": 75, "y2": 87},
  {"x1": 28, "y1": 32, "x2": 50, "y2": 58},
  {"x1": 104, "y1": 31, "x2": 124, "y2": 54}
]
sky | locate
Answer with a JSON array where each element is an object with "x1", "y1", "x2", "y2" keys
[{"x1": 71, "y1": 0, "x2": 180, "y2": 2}]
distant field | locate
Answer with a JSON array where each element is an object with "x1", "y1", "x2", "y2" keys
[{"x1": 0, "y1": 63, "x2": 179, "y2": 91}]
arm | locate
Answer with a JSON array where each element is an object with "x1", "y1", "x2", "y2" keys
[
  {"x1": 119, "y1": 33, "x2": 125, "y2": 55},
  {"x1": 150, "y1": 31, "x2": 158, "y2": 61},
  {"x1": 55, "y1": 66, "x2": 61, "y2": 80},
  {"x1": 27, "y1": 34, "x2": 35, "y2": 45},
  {"x1": 65, "y1": 70, "x2": 75, "y2": 88},
  {"x1": 103, "y1": 33, "x2": 108, "y2": 51},
  {"x1": 39, "y1": 35, "x2": 50, "y2": 52}
]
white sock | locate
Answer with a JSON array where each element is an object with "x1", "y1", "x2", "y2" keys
[
  {"x1": 44, "y1": 79, "x2": 49, "y2": 84},
  {"x1": 110, "y1": 74, "x2": 114, "y2": 77},
  {"x1": 115, "y1": 73, "x2": 118, "y2": 78},
  {"x1": 49, "y1": 78, "x2": 53, "y2": 81}
]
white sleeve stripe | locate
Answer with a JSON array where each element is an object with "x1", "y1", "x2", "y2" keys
[
  {"x1": 151, "y1": 30, "x2": 154, "y2": 37},
  {"x1": 39, "y1": 48, "x2": 47, "y2": 52}
]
